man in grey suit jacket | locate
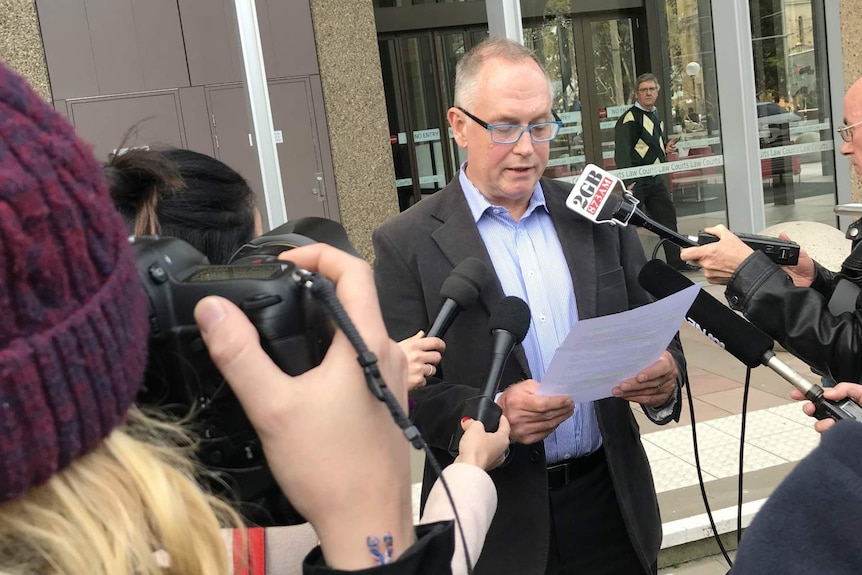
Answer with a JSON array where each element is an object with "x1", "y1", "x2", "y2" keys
[{"x1": 373, "y1": 38, "x2": 688, "y2": 575}]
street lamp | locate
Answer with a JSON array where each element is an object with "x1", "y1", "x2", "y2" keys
[{"x1": 685, "y1": 61, "x2": 701, "y2": 127}]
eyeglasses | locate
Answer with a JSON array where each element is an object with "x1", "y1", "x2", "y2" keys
[
  {"x1": 457, "y1": 107, "x2": 563, "y2": 144},
  {"x1": 637, "y1": 86, "x2": 659, "y2": 93},
  {"x1": 837, "y1": 119, "x2": 862, "y2": 142}
]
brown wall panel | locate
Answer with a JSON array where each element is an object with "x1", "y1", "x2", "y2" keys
[
  {"x1": 179, "y1": 87, "x2": 216, "y2": 156},
  {"x1": 259, "y1": 0, "x2": 319, "y2": 78},
  {"x1": 269, "y1": 79, "x2": 327, "y2": 219},
  {"x1": 84, "y1": 0, "x2": 147, "y2": 95},
  {"x1": 38, "y1": 0, "x2": 188, "y2": 99},
  {"x1": 68, "y1": 91, "x2": 186, "y2": 161},
  {"x1": 128, "y1": 0, "x2": 190, "y2": 90},
  {"x1": 309, "y1": 75, "x2": 338, "y2": 220},
  {"x1": 36, "y1": 0, "x2": 100, "y2": 99},
  {"x1": 179, "y1": 0, "x2": 244, "y2": 85},
  {"x1": 52, "y1": 100, "x2": 70, "y2": 120},
  {"x1": 206, "y1": 85, "x2": 267, "y2": 226}
]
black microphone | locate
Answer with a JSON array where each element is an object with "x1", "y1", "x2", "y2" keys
[
  {"x1": 426, "y1": 257, "x2": 491, "y2": 339},
  {"x1": 638, "y1": 259, "x2": 862, "y2": 422},
  {"x1": 566, "y1": 164, "x2": 698, "y2": 247},
  {"x1": 479, "y1": 296, "x2": 532, "y2": 400},
  {"x1": 449, "y1": 296, "x2": 531, "y2": 455}
]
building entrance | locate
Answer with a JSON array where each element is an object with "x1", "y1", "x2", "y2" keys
[{"x1": 377, "y1": 6, "x2": 653, "y2": 210}]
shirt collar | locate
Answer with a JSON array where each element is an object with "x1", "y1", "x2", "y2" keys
[
  {"x1": 458, "y1": 163, "x2": 548, "y2": 223},
  {"x1": 634, "y1": 101, "x2": 657, "y2": 113}
]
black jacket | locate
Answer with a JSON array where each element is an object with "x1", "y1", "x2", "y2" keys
[
  {"x1": 303, "y1": 522, "x2": 454, "y2": 575},
  {"x1": 731, "y1": 421, "x2": 862, "y2": 574},
  {"x1": 372, "y1": 176, "x2": 686, "y2": 575},
  {"x1": 725, "y1": 238, "x2": 862, "y2": 383}
]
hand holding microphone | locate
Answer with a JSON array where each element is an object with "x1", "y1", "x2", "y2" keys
[
  {"x1": 679, "y1": 225, "x2": 754, "y2": 285},
  {"x1": 455, "y1": 415, "x2": 512, "y2": 471},
  {"x1": 449, "y1": 296, "x2": 532, "y2": 454},
  {"x1": 639, "y1": 259, "x2": 862, "y2": 423},
  {"x1": 568, "y1": 164, "x2": 799, "y2": 266},
  {"x1": 679, "y1": 225, "x2": 813, "y2": 287},
  {"x1": 400, "y1": 258, "x2": 490, "y2": 391},
  {"x1": 792, "y1": 383, "x2": 862, "y2": 433},
  {"x1": 398, "y1": 330, "x2": 445, "y2": 391}
]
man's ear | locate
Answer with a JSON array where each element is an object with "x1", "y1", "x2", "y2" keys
[{"x1": 448, "y1": 107, "x2": 468, "y2": 149}]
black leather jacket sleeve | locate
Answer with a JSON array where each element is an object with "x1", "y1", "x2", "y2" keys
[{"x1": 724, "y1": 251, "x2": 862, "y2": 383}]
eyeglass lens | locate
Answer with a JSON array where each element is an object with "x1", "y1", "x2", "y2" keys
[{"x1": 491, "y1": 123, "x2": 558, "y2": 143}]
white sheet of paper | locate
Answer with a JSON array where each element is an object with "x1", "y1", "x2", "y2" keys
[{"x1": 537, "y1": 284, "x2": 700, "y2": 402}]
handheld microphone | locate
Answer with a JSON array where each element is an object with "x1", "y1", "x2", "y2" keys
[
  {"x1": 638, "y1": 259, "x2": 862, "y2": 422},
  {"x1": 567, "y1": 164, "x2": 799, "y2": 265},
  {"x1": 426, "y1": 257, "x2": 491, "y2": 339},
  {"x1": 449, "y1": 296, "x2": 531, "y2": 455}
]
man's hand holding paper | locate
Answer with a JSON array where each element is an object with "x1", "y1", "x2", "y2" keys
[
  {"x1": 497, "y1": 379, "x2": 575, "y2": 445},
  {"x1": 613, "y1": 351, "x2": 679, "y2": 407},
  {"x1": 537, "y1": 285, "x2": 698, "y2": 404}
]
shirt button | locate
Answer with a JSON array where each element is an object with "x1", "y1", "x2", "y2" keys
[
  {"x1": 529, "y1": 271, "x2": 536, "y2": 277},
  {"x1": 539, "y1": 315, "x2": 546, "y2": 322},
  {"x1": 564, "y1": 453, "x2": 572, "y2": 459}
]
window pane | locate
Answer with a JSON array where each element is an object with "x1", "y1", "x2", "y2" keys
[
  {"x1": 664, "y1": 0, "x2": 727, "y2": 240},
  {"x1": 523, "y1": 16, "x2": 586, "y2": 180},
  {"x1": 750, "y1": 0, "x2": 837, "y2": 227}
]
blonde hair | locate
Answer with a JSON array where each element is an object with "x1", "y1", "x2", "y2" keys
[{"x1": 0, "y1": 408, "x2": 244, "y2": 575}]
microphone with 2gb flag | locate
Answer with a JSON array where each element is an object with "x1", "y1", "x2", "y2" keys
[
  {"x1": 638, "y1": 259, "x2": 862, "y2": 422},
  {"x1": 427, "y1": 257, "x2": 492, "y2": 339},
  {"x1": 449, "y1": 296, "x2": 532, "y2": 455},
  {"x1": 567, "y1": 164, "x2": 799, "y2": 266}
]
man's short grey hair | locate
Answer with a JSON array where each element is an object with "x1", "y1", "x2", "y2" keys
[
  {"x1": 453, "y1": 37, "x2": 553, "y2": 111},
  {"x1": 634, "y1": 73, "x2": 661, "y2": 95}
]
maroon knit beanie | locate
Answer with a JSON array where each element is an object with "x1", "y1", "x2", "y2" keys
[{"x1": 0, "y1": 63, "x2": 149, "y2": 502}]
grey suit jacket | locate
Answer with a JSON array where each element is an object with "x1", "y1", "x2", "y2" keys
[{"x1": 372, "y1": 176, "x2": 686, "y2": 575}]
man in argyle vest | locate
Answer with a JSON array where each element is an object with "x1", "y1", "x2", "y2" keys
[{"x1": 614, "y1": 73, "x2": 697, "y2": 272}]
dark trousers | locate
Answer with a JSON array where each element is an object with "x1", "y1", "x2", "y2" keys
[
  {"x1": 632, "y1": 178, "x2": 683, "y2": 268},
  {"x1": 545, "y1": 448, "x2": 651, "y2": 575}
]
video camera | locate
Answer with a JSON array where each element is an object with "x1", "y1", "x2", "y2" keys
[{"x1": 131, "y1": 232, "x2": 334, "y2": 526}]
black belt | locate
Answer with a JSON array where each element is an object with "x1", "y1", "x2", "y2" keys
[{"x1": 547, "y1": 447, "x2": 605, "y2": 489}]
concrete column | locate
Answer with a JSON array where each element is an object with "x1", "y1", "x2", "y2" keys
[
  {"x1": 308, "y1": 0, "x2": 399, "y2": 261},
  {"x1": 841, "y1": 0, "x2": 862, "y2": 201},
  {"x1": 0, "y1": 0, "x2": 51, "y2": 101}
]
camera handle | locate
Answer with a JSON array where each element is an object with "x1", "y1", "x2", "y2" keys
[{"x1": 290, "y1": 268, "x2": 474, "y2": 575}]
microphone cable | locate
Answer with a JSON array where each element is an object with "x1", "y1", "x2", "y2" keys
[
  {"x1": 641, "y1": 254, "x2": 740, "y2": 568},
  {"x1": 680, "y1": 363, "x2": 751, "y2": 569},
  {"x1": 651, "y1": 238, "x2": 671, "y2": 262},
  {"x1": 293, "y1": 268, "x2": 474, "y2": 575}
]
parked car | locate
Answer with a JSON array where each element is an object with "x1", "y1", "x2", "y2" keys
[{"x1": 757, "y1": 102, "x2": 802, "y2": 145}]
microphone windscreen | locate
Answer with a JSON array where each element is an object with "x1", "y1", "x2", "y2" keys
[
  {"x1": 638, "y1": 259, "x2": 773, "y2": 368},
  {"x1": 441, "y1": 257, "x2": 492, "y2": 307},
  {"x1": 489, "y1": 296, "x2": 531, "y2": 343}
]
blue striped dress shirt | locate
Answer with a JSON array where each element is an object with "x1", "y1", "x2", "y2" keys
[{"x1": 459, "y1": 166, "x2": 602, "y2": 464}]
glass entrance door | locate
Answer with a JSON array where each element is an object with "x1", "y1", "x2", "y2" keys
[
  {"x1": 524, "y1": 10, "x2": 647, "y2": 181},
  {"x1": 378, "y1": 27, "x2": 487, "y2": 211}
]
